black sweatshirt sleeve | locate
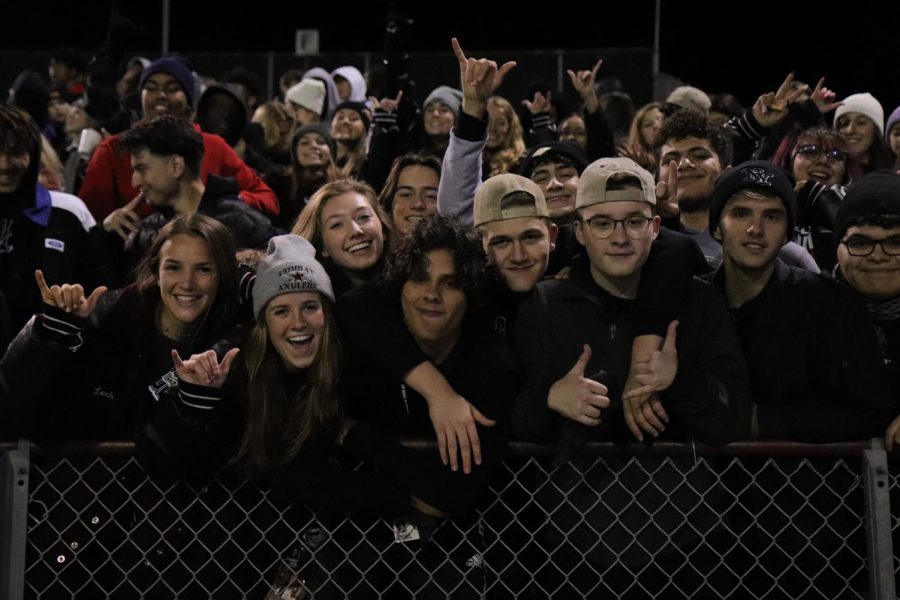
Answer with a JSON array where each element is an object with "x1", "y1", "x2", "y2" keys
[{"x1": 634, "y1": 228, "x2": 707, "y2": 337}]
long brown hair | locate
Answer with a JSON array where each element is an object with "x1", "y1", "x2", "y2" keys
[
  {"x1": 234, "y1": 296, "x2": 342, "y2": 477},
  {"x1": 135, "y1": 213, "x2": 240, "y2": 334},
  {"x1": 289, "y1": 126, "x2": 339, "y2": 200}
]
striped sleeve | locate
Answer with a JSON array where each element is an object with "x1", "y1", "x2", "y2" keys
[
  {"x1": 726, "y1": 111, "x2": 766, "y2": 141},
  {"x1": 176, "y1": 379, "x2": 226, "y2": 411},
  {"x1": 37, "y1": 304, "x2": 87, "y2": 348}
]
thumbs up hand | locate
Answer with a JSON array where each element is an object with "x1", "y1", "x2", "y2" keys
[
  {"x1": 547, "y1": 344, "x2": 610, "y2": 427},
  {"x1": 622, "y1": 321, "x2": 679, "y2": 441}
]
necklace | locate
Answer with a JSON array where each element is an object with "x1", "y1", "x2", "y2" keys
[{"x1": 156, "y1": 304, "x2": 195, "y2": 340}]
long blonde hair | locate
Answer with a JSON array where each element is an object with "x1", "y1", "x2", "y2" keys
[{"x1": 485, "y1": 96, "x2": 526, "y2": 176}]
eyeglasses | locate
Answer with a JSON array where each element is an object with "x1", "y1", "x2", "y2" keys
[
  {"x1": 840, "y1": 235, "x2": 900, "y2": 256},
  {"x1": 584, "y1": 215, "x2": 653, "y2": 239},
  {"x1": 795, "y1": 144, "x2": 849, "y2": 164}
]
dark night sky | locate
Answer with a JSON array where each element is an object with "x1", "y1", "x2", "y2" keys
[{"x1": 4, "y1": 1, "x2": 899, "y2": 110}]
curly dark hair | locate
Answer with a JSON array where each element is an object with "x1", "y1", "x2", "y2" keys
[
  {"x1": 383, "y1": 213, "x2": 486, "y2": 309},
  {"x1": 654, "y1": 109, "x2": 733, "y2": 166},
  {"x1": 119, "y1": 115, "x2": 205, "y2": 175}
]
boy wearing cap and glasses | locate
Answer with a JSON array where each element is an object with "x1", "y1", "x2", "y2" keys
[
  {"x1": 513, "y1": 157, "x2": 750, "y2": 447},
  {"x1": 510, "y1": 157, "x2": 750, "y2": 593}
]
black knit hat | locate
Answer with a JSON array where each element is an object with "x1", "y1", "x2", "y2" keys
[
  {"x1": 709, "y1": 160, "x2": 797, "y2": 236},
  {"x1": 517, "y1": 141, "x2": 590, "y2": 178},
  {"x1": 332, "y1": 101, "x2": 370, "y2": 131},
  {"x1": 834, "y1": 171, "x2": 900, "y2": 243}
]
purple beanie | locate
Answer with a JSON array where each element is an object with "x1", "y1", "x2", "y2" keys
[
  {"x1": 885, "y1": 105, "x2": 900, "y2": 142},
  {"x1": 138, "y1": 57, "x2": 198, "y2": 108}
]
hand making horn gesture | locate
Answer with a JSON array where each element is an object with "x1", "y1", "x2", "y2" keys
[{"x1": 35, "y1": 269, "x2": 107, "y2": 317}]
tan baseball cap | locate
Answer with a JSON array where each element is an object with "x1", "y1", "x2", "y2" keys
[
  {"x1": 665, "y1": 85, "x2": 711, "y2": 115},
  {"x1": 474, "y1": 173, "x2": 549, "y2": 227},
  {"x1": 575, "y1": 157, "x2": 657, "y2": 209}
]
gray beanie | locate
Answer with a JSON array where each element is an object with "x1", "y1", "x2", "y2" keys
[
  {"x1": 285, "y1": 79, "x2": 326, "y2": 117},
  {"x1": 253, "y1": 235, "x2": 334, "y2": 318},
  {"x1": 424, "y1": 86, "x2": 463, "y2": 118}
]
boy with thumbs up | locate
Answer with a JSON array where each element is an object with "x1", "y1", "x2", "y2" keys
[{"x1": 513, "y1": 157, "x2": 751, "y2": 447}]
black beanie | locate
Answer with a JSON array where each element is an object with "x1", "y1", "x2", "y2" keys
[
  {"x1": 332, "y1": 101, "x2": 371, "y2": 132},
  {"x1": 517, "y1": 141, "x2": 590, "y2": 178},
  {"x1": 834, "y1": 170, "x2": 900, "y2": 243},
  {"x1": 708, "y1": 160, "x2": 797, "y2": 237}
]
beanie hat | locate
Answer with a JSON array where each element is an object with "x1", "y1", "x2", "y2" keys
[
  {"x1": 332, "y1": 101, "x2": 371, "y2": 132},
  {"x1": 424, "y1": 86, "x2": 463, "y2": 118},
  {"x1": 834, "y1": 171, "x2": 900, "y2": 243},
  {"x1": 290, "y1": 123, "x2": 337, "y2": 165},
  {"x1": 834, "y1": 93, "x2": 884, "y2": 136},
  {"x1": 517, "y1": 141, "x2": 590, "y2": 178},
  {"x1": 665, "y1": 86, "x2": 711, "y2": 115},
  {"x1": 285, "y1": 79, "x2": 326, "y2": 117},
  {"x1": 474, "y1": 173, "x2": 548, "y2": 227},
  {"x1": 139, "y1": 57, "x2": 198, "y2": 108},
  {"x1": 253, "y1": 235, "x2": 334, "y2": 318},
  {"x1": 885, "y1": 105, "x2": 900, "y2": 142},
  {"x1": 576, "y1": 157, "x2": 657, "y2": 209},
  {"x1": 708, "y1": 160, "x2": 797, "y2": 237}
]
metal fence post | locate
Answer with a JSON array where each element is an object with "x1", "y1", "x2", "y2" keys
[
  {"x1": 863, "y1": 438, "x2": 895, "y2": 600},
  {"x1": 1, "y1": 439, "x2": 30, "y2": 600}
]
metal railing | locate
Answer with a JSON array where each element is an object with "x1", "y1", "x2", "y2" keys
[{"x1": 1, "y1": 439, "x2": 895, "y2": 599}]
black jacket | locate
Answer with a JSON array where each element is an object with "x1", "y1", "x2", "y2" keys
[
  {"x1": 0, "y1": 285, "x2": 243, "y2": 443},
  {"x1": 0, "y1": 185, "x2": 97, "y2": 338},
  {"x1": 709, "y1": 259, "x2": 896, "y2": 441},
  {"x1": 338, "y1": 284, "x2": 520, "y2": 516},
  {"x1": 513, "y1": 258, "x2": 751, "y2": 447}
]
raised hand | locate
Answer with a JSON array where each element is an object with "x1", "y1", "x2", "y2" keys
[
  {"x1": 102, "y1": 194, "x2": 143, "y2": 240},
  {"x1": 451, "y1": 37, "x2": 516, "y2": 117},
  {"x1": 548, "y1": 344, "x2": 610, "y2": 427},
  {"x1": 522, "y1": 90, "x2": 552, "y2": 115},
  {"x1": 566, "y1": 58, "x2": 603, "y2": 98},
  {"x1": 171, "y1": 348, "x2": 240, "y2": 388},
  {"x1": 370, "y1": 90, "x2": 404, "y2": 113},
  {"x1": 655, "y1": 160, "x2": 681, "y2": 220},
  {"x1": 751, "y1": 72, "x2": 807, "y2": 128},
  {"x1": 809, "y1": 77, "x2": 841, "y2": 114},
  {"x1": 35, "y1": 269, "x2": 107, "y2": 317},
  {"x1": 566, "y1": 58, "x2": 602, "y2": 113}
]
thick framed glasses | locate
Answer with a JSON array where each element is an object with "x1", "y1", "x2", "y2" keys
[
  {"x1": 795, "y1": 144, "x2": 849, "y2": 164},
  {"x1": 840, "y1": 235, "x2": 900, "y2": 257},
  {"x1": 585, "y1": 216, "x2": 653, "y2": 239}
]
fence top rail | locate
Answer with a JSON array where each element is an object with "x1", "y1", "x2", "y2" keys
[{"x1": 0, "y1": 438, "x2": 876, "y2": 458}]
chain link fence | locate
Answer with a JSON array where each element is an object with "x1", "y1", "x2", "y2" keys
[{"x1": 1, "y1": 440, "x2": 894, "y2": 599}]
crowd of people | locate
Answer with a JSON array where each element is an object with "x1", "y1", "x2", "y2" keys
[{"x1": 2, "y1": 18, "x2": 900, "y2": 597}]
